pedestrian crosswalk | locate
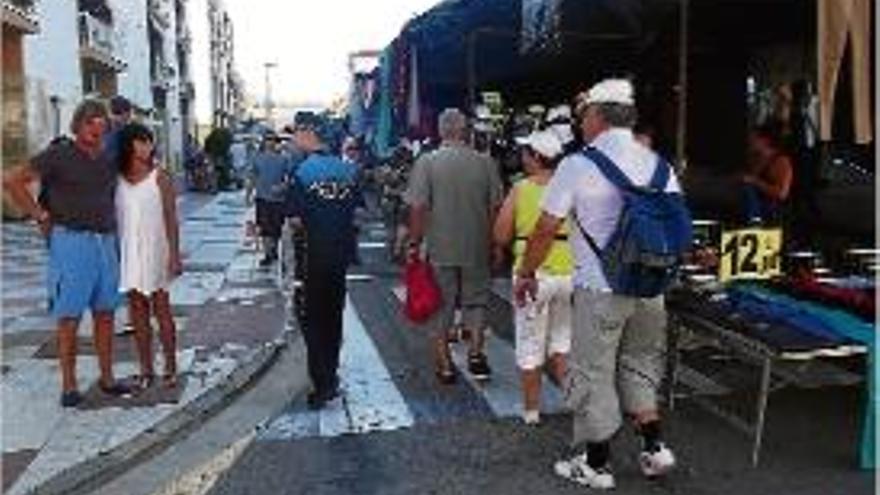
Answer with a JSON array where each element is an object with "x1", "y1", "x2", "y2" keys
[
  {"x1": 261, "y1": 296, "x2": 414, "y2": 440},
  {"x1": 262, "y1": 273, "x2": 735, "y2": 443}
]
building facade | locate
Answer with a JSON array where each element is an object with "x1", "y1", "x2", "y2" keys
[
  {"x1": 2, "y1": 0, "x2": 40, "y2": 171},
  {"x1": 190, "y1": 0, "x2": 240, "y2": 137},
  {"x1": 10, "y1": 0, "x2": 196, "y2": 175},
  {"x1": 3, "y1": 0, "x2": 233, "y2": 186}
]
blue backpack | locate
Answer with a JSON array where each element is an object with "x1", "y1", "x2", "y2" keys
[{"x1": 574, "y1": 147, "x2": 692, "y2": 297}]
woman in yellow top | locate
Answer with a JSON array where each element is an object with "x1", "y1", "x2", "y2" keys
[{"x1": 494, "y1": 129, "x2": 574, "y2": 425}]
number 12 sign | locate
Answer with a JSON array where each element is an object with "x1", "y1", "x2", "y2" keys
[{"x1": 719, "y1": 227, "x2": 783, "y2": 282}]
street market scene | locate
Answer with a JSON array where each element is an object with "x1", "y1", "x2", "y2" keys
[{"x1": 0, "y1": 0, "x2": 876, "y2": 494}]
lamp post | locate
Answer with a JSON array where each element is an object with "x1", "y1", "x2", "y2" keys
[{"x1": 264, "y1": 62, "x2": 277, "y2": 128}]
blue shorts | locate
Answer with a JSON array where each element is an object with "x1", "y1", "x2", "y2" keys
[{"x1": 47, "y1": 227, "x2": 120, "y2": 319}]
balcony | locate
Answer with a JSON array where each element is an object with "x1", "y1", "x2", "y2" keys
[
  {"x1": 151, "y1": 63, "x2": 175, "y2": 92},
  {"x1": 179, "y1": 79, "x2": 195, "y2": 100},
  {"x1": 78, "y1": 12, "x2": 126, "y2": 72},
  {"x1": 177, "y1": 29, "x2": 192, "y2": 53},
  {"x1": 2, "y1": 0, "x2": 39, "y2": 34},
  {"x1": 148, "y1": 0, "x2": 170, "y2": 30}
]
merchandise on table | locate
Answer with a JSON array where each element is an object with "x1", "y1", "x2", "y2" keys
[
  {"x1": 769, "y1": 276, "x2": 875, "y2": 322},
  {"x1": 724, "y1": 284, "x2": 873, "y2": 346}
]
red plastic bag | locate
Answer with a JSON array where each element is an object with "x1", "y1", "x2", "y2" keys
[{"x1": 404, "y1": 254, "x2": 442, "y2": 323}]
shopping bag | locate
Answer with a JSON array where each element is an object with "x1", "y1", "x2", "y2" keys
[{"x1": 404, "y1": 254, "x2": 442, "y2": 323}]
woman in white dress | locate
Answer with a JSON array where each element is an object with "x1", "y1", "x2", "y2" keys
[{"x1": 116, "y1": 123, "x2": 182, "y2": 389}]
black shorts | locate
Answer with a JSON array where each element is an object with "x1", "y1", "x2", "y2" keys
[{"x1": 255, "y1": 198, "x2": 285, "y2": 238}]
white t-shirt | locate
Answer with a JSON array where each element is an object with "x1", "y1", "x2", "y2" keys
[{"x1": 541, "y1": 128, "x2": 682, "y2": 290}]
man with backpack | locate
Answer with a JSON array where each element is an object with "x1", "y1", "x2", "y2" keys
[{"x1": 514, "y1": 79, "x2": 691, "y2": 490}]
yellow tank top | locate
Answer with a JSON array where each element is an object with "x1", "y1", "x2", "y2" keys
[{"x1": 512, "y1": 179, "x2": 574, "y2": 275}]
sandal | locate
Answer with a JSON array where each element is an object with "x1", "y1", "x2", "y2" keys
[
  {"x1": 134, "y1": 374, "x2": 156, "y2": 391},
  {"x1": 99, "y1": 381, "x2": 133, "y2": 397},
  {"x1": 435, "y1": 367, "x2": 457, "y2": 385},
  {"x1": 60, "y1": 390, "x2": 83, "y2": 408},
  {"x1": 162, "y1": 373, "x2": 178, "y2": 389}
]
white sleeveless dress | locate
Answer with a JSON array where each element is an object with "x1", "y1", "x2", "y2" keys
[{"x1": 116, "y1": 169, "x2": 170, "y2": 294}]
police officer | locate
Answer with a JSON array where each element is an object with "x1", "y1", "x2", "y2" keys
[{"x1": 288, "y1": 114, "x2": 361, "y2": 409}]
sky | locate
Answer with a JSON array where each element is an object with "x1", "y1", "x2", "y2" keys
[{"x1": 220, "y1": 0, "x2": 440, "y2": 107}]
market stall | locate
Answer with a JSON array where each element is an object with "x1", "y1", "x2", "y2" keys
[{"x1": 667, "y1": 221, "x2": 875, "y2": 469}]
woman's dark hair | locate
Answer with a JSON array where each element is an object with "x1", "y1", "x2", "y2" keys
[{"x1": 118, "y1": 123, "x2": 154, "y2": 174}]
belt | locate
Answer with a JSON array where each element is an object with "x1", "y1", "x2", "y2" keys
[{"x1": 515, "y1": 235, "x2": 569, "y2": 241}]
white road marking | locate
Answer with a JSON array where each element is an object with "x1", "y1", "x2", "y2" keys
[
  {"x1": 449, "y1": 331, "x2": 565, "y2": 419},
  {"x1": 260, "y1": 296, "x2": 414, "y2": 440}
]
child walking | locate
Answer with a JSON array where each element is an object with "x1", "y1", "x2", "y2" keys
[{"x1": 116, "y1": 123, "x2": 183, "y2": 389}]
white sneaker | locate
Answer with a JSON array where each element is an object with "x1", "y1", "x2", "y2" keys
[
  {"x1": 523, "y1": 410, "x2": 540, "y2": 425},
  {"x1": 554, "y1": 453, "x2": 615, "y2": 490},
  {"x1": 639, "y1": 444, "x2": 676, "y2": 478}
]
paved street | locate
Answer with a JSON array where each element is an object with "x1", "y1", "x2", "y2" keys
[
  {"x1": 202, "y1": 222, "x2": 874, "y2": 495},
  {"x1": 1, "y1": 191, "x2": 288, "y2": 495}
]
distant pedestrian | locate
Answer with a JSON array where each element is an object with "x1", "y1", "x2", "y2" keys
[
  {"x1": 288, "y1": 114, "x2": 362, "y2": 409},
  {"x1": 544, "y1": 104, "x2": 576, "y2": 153},
  {"x1": 493, "y1": 129, "x2": 573, "y2": 425},
  {"x1": 341, "y1": 136, "x2": 367, "y2": 265},
  {"x1": 116, "y1": 123, "x2": 183, "y2": 390},
  {"x1": 405, "y1": 108, "x2": 504, "y2": 385},
  {"x1": 740, "y1": 124, "x2": 793, "y2": 225},
  {"x1": 515, "y1": 80, "x2": 681, "y2": 489},
  {"x1": 3, "y1": 99, "x2": 130, "y2": 407},
  {"x1": 104, "y1": 95, "x2": 133, "y2": 163},
  {"x1": 229, "y1": 137, "x2": 250, "y2": 187},
  {"x1": 248, "y1": 132, "x2": 290, "y2": 266}
]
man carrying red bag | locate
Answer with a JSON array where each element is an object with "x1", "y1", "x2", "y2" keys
[{"x1": 405, "y1": 108, "x2": 504, "y2": 385}]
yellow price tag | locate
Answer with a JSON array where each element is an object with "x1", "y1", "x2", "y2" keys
[{"x1": 719, "y1": 227, "x2": 783, "y2": 282}]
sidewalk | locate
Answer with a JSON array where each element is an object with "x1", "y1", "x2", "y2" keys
[{"x1": 1, "y1": 191, "x2": 290, "y2": 495}]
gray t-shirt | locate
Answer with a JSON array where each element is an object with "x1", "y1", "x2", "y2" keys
[
  {"x1": 31, "y1": 138, "x2": 117, "y2": 232},
  {"x1": 405, "y1": 143, "x2": 503, "y2": 269},
  {"x1": 250, "y1": 151, "x2": 290, "y2": 202}
]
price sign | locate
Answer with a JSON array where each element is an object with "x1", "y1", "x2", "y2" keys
[{"x1": 719, "y1": 227, "x2": 783, "y2": 282}]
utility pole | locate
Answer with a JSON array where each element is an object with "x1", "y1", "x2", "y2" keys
[
  {"x1": 264, "y1": 62, "x2": 277, "y2": 128},
  {"x1": 675, "y1": 0, "x2": 689, "y2": 174}
]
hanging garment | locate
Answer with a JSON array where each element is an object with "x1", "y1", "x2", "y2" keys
[{"x1": 818, "y1": 0, "x2": 872, "y2": 144}]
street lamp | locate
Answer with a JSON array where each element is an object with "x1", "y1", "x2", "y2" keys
[{"x1": 264, "y1": 62, "x2": 277, "y2": 127}]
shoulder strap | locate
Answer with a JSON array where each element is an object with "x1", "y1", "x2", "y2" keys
[
  {"x1": 649, "y1": 156, "x2": 671, "y2": 191},
  {"x1": 582, "y1": 147, "x2": 634, "y2": 190},
  {"x1": 571, "y1": 209, "x2": 603, "y2": 257}
]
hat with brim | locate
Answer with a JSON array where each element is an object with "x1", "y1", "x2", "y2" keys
[
  {"x1": 515, "y1": 129, "x2": 564, "y2": 160},
  {"x1": 578, "y1": 79, "x2": 635, "y2": 110}
]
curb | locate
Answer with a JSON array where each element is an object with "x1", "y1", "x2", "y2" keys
[{"x1": 27, "y1": 339, "x2": 284, "y2": 495}]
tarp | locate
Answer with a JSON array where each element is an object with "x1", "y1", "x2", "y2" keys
[{"x1": 395, "y1": 0, "x2": 675, "y2": 110}]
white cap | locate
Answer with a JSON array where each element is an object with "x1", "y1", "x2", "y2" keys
[
  {"x1": 547, "y1": 124, "x2": 574, "y2": 146},
  {"x1": 582, "y1": 79, "x2": 635, "y2": 106},
  {"x1": 545, "y1": 105, "x2": 574, "y2": 145},
  {"x1": 545, "y1": 105, "x2": 572, "y2": 124},
  {"x1": 515, "y1": 129, "x2": 564, "y2": 159}
]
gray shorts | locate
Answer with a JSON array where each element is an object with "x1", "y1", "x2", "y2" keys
[
  {"x1": 424, "y1": 265, "x2": 490, "y2": 337},
  {"x1": 566, "y1": 289, "x2": 667, "y2": 444}
]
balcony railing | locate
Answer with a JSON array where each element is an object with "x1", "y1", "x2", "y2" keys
[
  {"x1": 2, "y1": 0, "x2": 39, "y2": 33},
  {"x1": 79, "y1": 12, "x2": 126, "y2": 72},
  {"x1": 79, "y1": 12, "x2": 112, "y2": 54},
  {"x1": 148, "y1": 0, "x2": 170, "y2": 30}
]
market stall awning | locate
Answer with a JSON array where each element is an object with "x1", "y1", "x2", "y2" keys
[{"x1": 398, "y1": 0, "x2": 677, "y2": 103}]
